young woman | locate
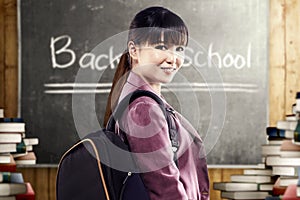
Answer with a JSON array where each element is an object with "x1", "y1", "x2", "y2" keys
[{"x1": 104, "y1": 6, "x2": 209, "y2": 200}]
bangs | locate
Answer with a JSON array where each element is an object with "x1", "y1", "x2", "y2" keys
[
  {"x1": 133, "y1": 27, "x2": 188, "y2": 47},
  {"x1": 148, "y1": 27, "x2": 188, "y2": 46}
]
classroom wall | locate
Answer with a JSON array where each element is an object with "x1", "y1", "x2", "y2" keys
[{"x1": 1, "y1": 0, "x2": 300, "y2": 199}]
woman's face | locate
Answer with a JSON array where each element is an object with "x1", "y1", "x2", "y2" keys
[{"x1": 131, "y1": 37, "x2": 185, "y2": 87}]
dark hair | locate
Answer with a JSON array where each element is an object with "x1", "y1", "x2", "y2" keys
[{"x1": 103, "y1": 6, "x2": 189, "y2": 126}]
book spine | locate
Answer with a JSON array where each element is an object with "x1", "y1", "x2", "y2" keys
[
  {"x1": 2, "y1": 172, "x2": 12, "y2": 182},
  {"x1": 267, "y1": 127, "x2": 286, "y2": 137},
  {"x1": 294, "y1": 131, "x2": 300, "y2": 144},
  {"x1": 16, "y1": 141, "x2": 27, "y2": 153},
  {"x1": 0, "y1": 118, "x2": 24, "y2": 122}
]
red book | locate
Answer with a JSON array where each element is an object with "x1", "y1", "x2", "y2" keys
[
  {"x1": 273, "y1": 177, "x2": 287, "y2": 196},
  {"x1": 281, "y1": 140, "x2": 300, "y2": 151},
  {"x1": 0, "y1": 154, "x2": 16, "y2": 172},
  {"x1": 16, "y1": 182, "x2": 35, "y2": 200}
]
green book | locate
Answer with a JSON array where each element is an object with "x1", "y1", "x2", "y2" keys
[
  {"x1": 0, "y1": 172, "x2": 24, "y2": 183},
  {"x1": 294, "y1": 120, "x2": 300, "y2": 144}
]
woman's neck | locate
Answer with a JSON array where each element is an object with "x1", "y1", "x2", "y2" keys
[
  {"x1": 131, "y1": 69, "x2": 162, "y2": 95},
  {"x1": 149, "y1": 83, "x2": 161, "y2": 95}
]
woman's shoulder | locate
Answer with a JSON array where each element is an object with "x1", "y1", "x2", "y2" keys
[{"x1": 126, "y1": 96, "x2": 166, "y2": 127}]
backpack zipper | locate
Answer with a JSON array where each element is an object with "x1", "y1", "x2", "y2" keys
[
  {"x1": 122, "y1": 172, "x2": 132, "y2": 184},
  {"x1": 119, "y1": 172, "x2": 132, "y2": 200}
]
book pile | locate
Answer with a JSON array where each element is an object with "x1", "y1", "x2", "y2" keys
[
  {"x1": 0, "y1": 171, "x2": 35, "y2": 200},
  {"x1": 0, "y1": 118, "x2": 38, "y2": 165},
  {"x1": 264, "y1": 130, "x2": 300, "y2": 199},
  {"x1": 213, "y1": 157, "x2": 274, "y2": 199},
  {"x1": 0, "y1": 111, "x2": 36, "y2": 199},
  {"x1": 264, "y1": 92, "x2": 300, "y2": 199},
  {"x1": 213, "y1": 92, "x2": 300, "y2": 199}
]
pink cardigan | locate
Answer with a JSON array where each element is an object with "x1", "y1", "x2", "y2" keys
[{"x1": 118, "y1": 72, "x2": 209, "y2": 200}]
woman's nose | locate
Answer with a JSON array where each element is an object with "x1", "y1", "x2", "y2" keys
[{"x1": 165, "y1": 50, "x2": 177, "y2": 65}]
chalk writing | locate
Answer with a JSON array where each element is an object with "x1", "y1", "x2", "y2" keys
[{"x1": 50, "y1": 35, "x2": 252, "y2": 70}]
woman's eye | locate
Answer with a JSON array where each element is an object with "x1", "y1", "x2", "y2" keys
[
  {"x1": 176, "y1": 46, "x2": 185, "y2": 52},
  {"x1": 155, "y1": 45, "x2": 168, "y2": 51}
]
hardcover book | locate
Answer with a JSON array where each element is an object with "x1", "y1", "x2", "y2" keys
[
  {"x1": 0, "y1": 119, "x2": 23, "y2": 123},
  {"x1": 0, "y1": 196, "x2": 16, "y2": 200},
  {"x1": 0, "y1": 123, "x2": 25, "y2": 133},
  {"x1": 0, "y1": 144, "x2": 17, "y2": 153},
  {"x1": 14, "y1": 152, "x2": 36, "y2": 165},
  {"x1": 0, "y1": 183, "x2": 27, "y2": 196},
  {"x1": 213, "y1": 182, "x2": 259, "y2": 191},
  {"x1": 273, "y1": 177, "x2": 287, "y2": 196},
  {"x1": 0, "y1": 133, "x2": 22, "y2": 144},
  {"x1": 244, "y1": 169, "x2": 273, "y2": 176},
  {"x1": 0, "y1": 154, "x2": 11, "y2": 164},
  {"x1": 230, "y1": 174, "x2": 272, "y2": 183},
  {"x1": 272, "y1": 166, "x2": 298, "y2": 176},
  {"x1": 266, "y1": 156, "x2": 300, "y2": 166},
  {"x1": 262, "y1": 144, "x2": 281, "y2": 156},
  {"x1": 277, "y1": 120, "x2": 298, "y2": 131},
  {"x1": 0, "y1": 172, "x2": 23, "y2": 183},
  {"x1": 279, "y1": 176, "x2": 299, "y2": 187},
  {"x1": 22, "y1": 138, "x2": 38, "y2": 146},
  {"x1": 221, "y1": 191, "x2": 269, "y2": 199},
  {"x1": 281, "y1": 140, "x2": 300, "y2": 151},
  {"x1": 267, "y1": 127, "x2": 286, "y2": 138},
  {"x1": 0, "y1": 155, "x2": 16, "y2": 172},
  {"x1": 15, "y1": 182, "x2": 35, "y2": 200}
]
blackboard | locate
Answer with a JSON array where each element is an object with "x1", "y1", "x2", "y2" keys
[{"x1": 19, "y1": 0, "x2": 269, "y2": 164}]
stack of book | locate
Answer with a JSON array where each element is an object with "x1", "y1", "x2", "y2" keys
[
  {"x1": 265, "y1": 139, "x2": 300, "y2": 199},
  {"x1": 264, "y1": 92, "x2": 300, "y2": 200},
  {"x1": 13, "y1": 138, "x2": 38, "y2": 165},
  {"x1": 213, "y1": 106, "x2": 300, "y2": 199},
  {"x1": 267, "y1": 177, "x2": 300, "y2": 200},
  {"x1": 0, "y1": 118, "x2": 38, "y2": 166},
  {"x1": 0, "y1": 118, "x2": 26, "y2": 166},
  {"x1": 0, "y1": 111, "x2": 36, "y2": 199},
  {"x1": 213, "y1": 164, "x2": 273, "y2": 199},
  {"x1": 0, "y1": 171, "x2": 26, "y2": 199},
  {"x1": 214, "y1": 92, "x2": 300, "y2": 199},
  {"x1": 0, "y1": 172, "x2": 35, "y2": 200}
]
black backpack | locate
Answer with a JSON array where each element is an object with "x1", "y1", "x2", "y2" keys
[{"x1": 56, "y1": 90, "x2": 179, "y2": 200}]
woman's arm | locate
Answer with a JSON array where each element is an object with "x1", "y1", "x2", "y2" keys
[{"x1": 121, "y1": 97, "x2": 188, "y2": 200}]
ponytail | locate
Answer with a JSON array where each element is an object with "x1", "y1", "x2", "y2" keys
[{"x1": 103, "y1": 52, "x2": 131, "y2": 126}]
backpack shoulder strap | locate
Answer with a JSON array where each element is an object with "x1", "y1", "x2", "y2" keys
[{"x1": 106, "y1": 90, "x2": 179, "y2": 166}]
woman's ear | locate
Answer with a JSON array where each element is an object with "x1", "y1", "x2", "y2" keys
[{"x1": 128, "y1": 41, "x2": 139, "y2": 62}]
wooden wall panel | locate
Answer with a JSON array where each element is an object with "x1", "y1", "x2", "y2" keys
[
  {"x1": 269, "y1": 0, "x2": 286, "y2": 125},
  {"x1": 208, "y1": 168, "x2": 222, "y2": 200},
  {"x1": 49, "y1": 168, "x2": 57, "y2": 200},
  {"x1": 285, "y1": 0, "x2": 300, "y2": 112},
  {"x1": 3, "y1": 0, "x2": 18, "y2": 117},
  {"x1": 0, "y1": 0, "x2": 4, "y2": 108},
  {"x1": 35, "y1": 168, "x2": 49, "y2": 200}
]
